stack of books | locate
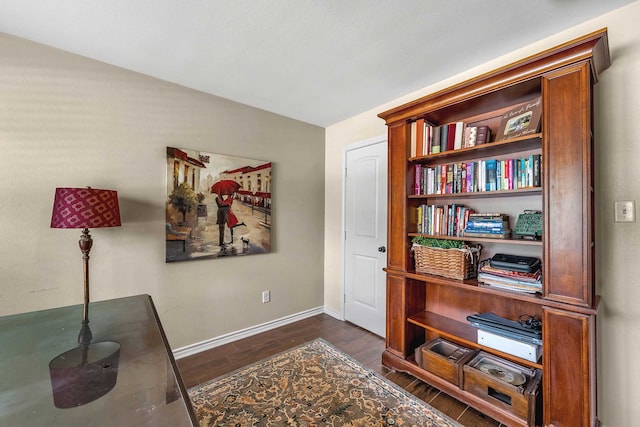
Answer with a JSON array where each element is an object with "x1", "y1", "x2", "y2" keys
[
  {"x1": 477, "y1": 256, "x2": 542, "y2": 294},
  {"x1": 463, "y1": 213, "x2": 511, "y2": 239}
]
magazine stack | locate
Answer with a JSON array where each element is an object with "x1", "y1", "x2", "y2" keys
[{"x1": 477, "y1": 254, "x2": 542, "y2": 294}]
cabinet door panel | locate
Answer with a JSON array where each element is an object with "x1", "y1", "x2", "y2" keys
[
  {"x1": 387, "y1": 122, "x2": 409, "y2": 271},
  {"x1": 385, "y1": 275, "x2": 425, "y2": 357},
  {"x1": 543, "y1": 307, "x2": 596, "y2": 426},
  {"x1": 543, "y1": 61, "x2": 595, "y2": 307}
]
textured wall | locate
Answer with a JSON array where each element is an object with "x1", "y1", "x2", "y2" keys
[{"x1": 0, "y1": 33, "x2": 325, "y2": 349}]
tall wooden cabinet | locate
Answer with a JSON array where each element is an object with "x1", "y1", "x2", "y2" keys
[{"x1": 378, "y1": 29, "x2": 610, "y2": 427}]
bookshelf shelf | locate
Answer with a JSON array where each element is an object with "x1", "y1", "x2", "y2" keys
[
  {"x1": 378, "y1": 29, "x2": 610, "y2": 427},
  {"x1": 408, "y1": 232, "x2": 543, "y2": 246},
  {"x1": 407, "y1": 310, "x2": 544, "y2": 370},
  {"x1": 410, "y1": 133, "x2": 542, "y2": 163},
  {"x1": 408, "y1": 187, "x2": 542, "y2": 199}
]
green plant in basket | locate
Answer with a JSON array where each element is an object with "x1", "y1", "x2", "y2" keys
[{"x1": 411, "y1": 236, "x2": 466, "y2": 249}]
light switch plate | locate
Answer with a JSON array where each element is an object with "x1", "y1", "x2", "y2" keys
[{"x1": 614, "y1": 200, "x2": 636, "y2": 222}]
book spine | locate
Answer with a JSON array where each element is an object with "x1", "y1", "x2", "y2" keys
[
  {"x1": 461, "y1": 163, "x2": 467, "y2": 193},
  {"x1": 533, "y1": 154, "x2": 541, "y2": 187},
  {"x1": 465, "y1": 221, "x2": 509, "y2": 228},
  {"x1": 486, "y1": 159, "x2": 497, "y2": 191},
  {"x1": 468, "y1": 126, "x2": 477, "y2": 147},
  {"x1": 432, "y1": 126, "x2": 441, "y2": 154},
  {"x1": 509, "y1": 159, "x2": 515, "y2": 189},
  {"x1": 447, "y1": 123, "x2": 456, "y2": 151},
  {"x1": 463, "y1": 126, "x2": 471, "y2": 148},
  {"x1": 454, "y1": 122, "x2": 464, "y2": 150},
  {"x1": 410, "y1": 121, "x2": 417, "y2": 157},
  {"x1": 414, "y1": 164, "x2": 422, "y2": 195},
  {"x1": 415, "y1": 118, "x2": 425, "y2": 157},
  {"x1": 440, "y1": 125, "x2": 448, "y2": 152},
  {"x1": 476, "y1": 125, "x2": 491, "y2": 144},
  {"x1": 463, "y1": 231, "x2": 511, "y2": 238}
]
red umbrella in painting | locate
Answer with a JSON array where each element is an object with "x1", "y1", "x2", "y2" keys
[{"x1": 210, "y1": 180, "x2": 241, "y2": 195}]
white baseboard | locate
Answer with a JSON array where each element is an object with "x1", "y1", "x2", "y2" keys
[
  {"x1": 323, "y1": 305, "x2": 343, "y2": 321},
  {"x1": 173, "y1": 306, "x2": 326, "y2": 359}
]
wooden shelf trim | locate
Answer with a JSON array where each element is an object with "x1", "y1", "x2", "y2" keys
[
  {"x1": 378, "y1": 28, "x2": 610, "y2": 125},
  {"x1": 408, "y1": 232, "x2": 543, "y2": 246},
  {"x1": 409, "y1": 186, "x2": 542, "y2": 200},
  {"x1": 383, "y1": 267, "x2": 599, "y2": 315}
]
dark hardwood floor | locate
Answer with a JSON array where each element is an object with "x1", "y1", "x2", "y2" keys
[{"x1": 177, "y1": 314, "x2": 502, "y2": 427}]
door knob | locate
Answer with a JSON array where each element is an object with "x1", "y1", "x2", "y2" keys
[{"x1": 378, "y1": 246, "x2": 386, "y2": 253}]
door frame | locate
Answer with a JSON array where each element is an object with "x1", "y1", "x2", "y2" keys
[{"x1": 340, "y1": 134, "x2": 388, "y2": 322}]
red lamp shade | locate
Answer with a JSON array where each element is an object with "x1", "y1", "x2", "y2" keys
[{"x1": 51, "y1": 188, "x2": 121, "y2": 229}]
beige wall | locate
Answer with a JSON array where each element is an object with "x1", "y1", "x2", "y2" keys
[
  {"x1": 0, "y1": 33, "x2": 325, "y2": 350},
  {"x1": 324, "y1": 3, "x2": 640, "y2": 426}
]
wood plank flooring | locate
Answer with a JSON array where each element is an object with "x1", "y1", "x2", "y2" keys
[{"x1": 177, "y1": 314, "x2": 503, "y2": 427}]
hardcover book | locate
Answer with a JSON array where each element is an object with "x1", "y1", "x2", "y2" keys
[
  {"x1": 476, "y1": 125, "x2": 491, "y2": 145},
  {"x1": 415, "y1": 118, "x2": 425, "y2": 157},
  {"x1": 440, "y1": 125, "x2": 448, "y2": 152},
  {"x1": 446, "y1": 123, "x2": 456, "y2": 151},
  {"x1": 432, "y1": 126, "x2": 441, "y2": 154}
]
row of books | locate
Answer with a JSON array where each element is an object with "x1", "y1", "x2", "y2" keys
[
  {"x1": 416, "y1": 204, "x2": 474, "y2": 237},
  {"x1": 413, "y1": 154, "x2": 541, "y2": 195},
  {"x1": 410, "y1": 119, "x2": 491, "y2": 158},
  {"x1": 417, "y1": 206, "x2": 515, "y2": 239},
  {"x1": 463, "y1": 213, "x2": 511, "y2": 239}
]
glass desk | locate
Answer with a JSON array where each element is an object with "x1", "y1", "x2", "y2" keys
[{"x1": 0, "y1": 294, "x2": 198, "y2": 426}]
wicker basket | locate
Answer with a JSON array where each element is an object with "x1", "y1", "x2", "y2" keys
[{"x1": 412, "y1": 243, "x2": 481, "y2": 280}]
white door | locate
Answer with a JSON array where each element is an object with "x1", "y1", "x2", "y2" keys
[{"x1": 344, "y1": 138, "x2": 388, "y2": 337}]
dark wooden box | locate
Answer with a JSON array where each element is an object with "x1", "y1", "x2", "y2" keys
[
  {"x1": 463, "y1": 351, "x2": 541, "y2": 425},
  {"x1": 417, "y1": 338, "x2": 476, "y2": 387}
]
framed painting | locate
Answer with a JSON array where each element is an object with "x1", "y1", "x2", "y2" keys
[{"x1": 165, "y1": 147, "x2": 272, "y2": 262}]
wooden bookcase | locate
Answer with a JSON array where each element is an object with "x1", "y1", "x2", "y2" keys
[{"x1": 377, "y1": 29, "x2": 610, "y2": 427}]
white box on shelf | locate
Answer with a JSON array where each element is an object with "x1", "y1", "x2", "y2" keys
[{"x1": 477, "y1": 328, "x2": 542, "y2": 362}]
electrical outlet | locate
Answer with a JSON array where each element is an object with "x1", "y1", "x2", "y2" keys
[
  {"x1": 614, "y1": 200, "x2": 636, "y2": 222},
  {"x1": 262, "y1": 290, "x2": 270, "y2": 303}
]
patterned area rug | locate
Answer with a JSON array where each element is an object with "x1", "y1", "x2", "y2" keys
[{"x1": 188, "y1": 338, "x2": 461, "y2": 426}]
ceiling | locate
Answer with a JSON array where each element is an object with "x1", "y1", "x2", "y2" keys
[{"x1": 0, "y1": 0, "x2": 635, "y2": 127}]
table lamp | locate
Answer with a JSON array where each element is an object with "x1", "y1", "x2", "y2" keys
[{"x1": 49, "y1": 187, "x2": 122, "y2": 408}]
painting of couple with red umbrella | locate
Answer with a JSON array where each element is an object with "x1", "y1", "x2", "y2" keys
[{"x1": 165, "y1": 147, "x2": 272, "y2": 262}]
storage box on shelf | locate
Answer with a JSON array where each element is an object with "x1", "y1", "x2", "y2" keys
[
  {"x1": 379, "y1": 29, "x2": 609, "y2": 427},
  {"x1": 411, "y1": 237, "x2": 481, "y2": 280},
  {"x1": 415, "y1": 337, "x2": 476, "y2": 388},
  {"x1": 463, "y1": 351, "x2": 542, "y2": 426}
]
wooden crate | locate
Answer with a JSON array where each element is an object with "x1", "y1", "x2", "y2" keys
[
  {"x1": 463, "y1": 351, "x2": 541, "y2": 426},
  {"x1": 418, "y1": 338, "x2": 476, "y2": 387}
]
